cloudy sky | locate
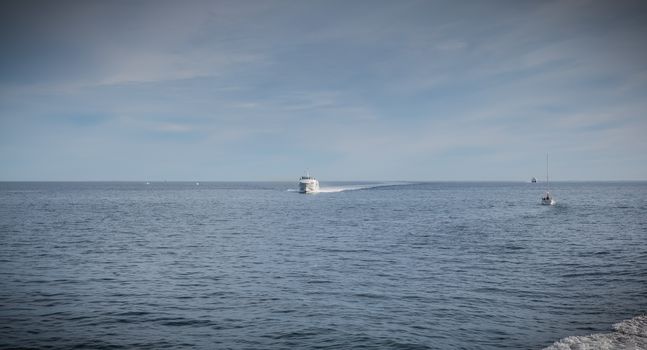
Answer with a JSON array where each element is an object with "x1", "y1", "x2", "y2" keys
[{"x1": 1, "y1": 0, "x2": 646, "y2": 181}]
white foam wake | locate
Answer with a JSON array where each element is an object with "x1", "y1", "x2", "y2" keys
[
  {"x1": 318, "y1": 182, "x2": 411, "y2": 193},
  {"x1": 287, "y1": 182, "x2": 411, "y2": 193},
  {"x1": 543, "y1": 315, "x2": 647, "y2": 350}
]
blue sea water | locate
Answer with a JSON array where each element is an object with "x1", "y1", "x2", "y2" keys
[{"x1": 0, "y1": 181, "x2": 646, "y2": 349}]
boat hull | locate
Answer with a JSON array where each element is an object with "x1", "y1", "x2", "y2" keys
[
  {"x1": 541, "y1": 198, "x2": 556, "y2": 205},
  {"x1": 298, "y1": 180, "x2": 319, "y2": 193}
]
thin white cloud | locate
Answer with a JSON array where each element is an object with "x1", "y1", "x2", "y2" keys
[
  {"x1": 94, "y1": 51, "x2": 264, "y2": 86},
  {"x1": 435, "y1": 40, "x2": 467, "y2": 52},
  {"x1": 152, "y1": 122, "x2": 194, "y2": 133}
]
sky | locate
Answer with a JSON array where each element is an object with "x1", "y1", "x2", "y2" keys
[{"x1": 1, "y1": 0, "x2": 646, "y2": 181}]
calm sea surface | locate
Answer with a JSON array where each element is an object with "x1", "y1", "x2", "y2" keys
[{"x1": 1, "y1": 181, "x2": 646, "y2": 349}]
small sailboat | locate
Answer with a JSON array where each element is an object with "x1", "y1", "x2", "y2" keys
[{"x1": 541, "y1": 154, "x2": 556, "y2": 205}]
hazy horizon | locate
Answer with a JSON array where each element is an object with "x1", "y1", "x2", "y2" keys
[
  {"x1": 1, "y1": 1, "x2": 647, "y2": 181},
  {"x1": 1, "y1": 179, "x2": 646, "y2": 183}
]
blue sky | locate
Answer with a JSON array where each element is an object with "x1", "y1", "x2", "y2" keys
[{"x1": 1, "y1": 0, "x2": 646, "y2": 181}]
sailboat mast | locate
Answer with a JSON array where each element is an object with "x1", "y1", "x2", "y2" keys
[{"x1": 546, "y1": 153, "x2": 549, "y2": 190}]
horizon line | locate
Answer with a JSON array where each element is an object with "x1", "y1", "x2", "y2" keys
[{"x1": 1, "y1": 179, "x2": 646, "y2": 183}]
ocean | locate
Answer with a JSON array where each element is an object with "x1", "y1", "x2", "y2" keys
[{"x1": 1, "y1": 181, "x2": 646, "y2": 349}]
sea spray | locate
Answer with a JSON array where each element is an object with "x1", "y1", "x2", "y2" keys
[{"x1": 544, "y1": 315, "x2": 647, "y2": 350}]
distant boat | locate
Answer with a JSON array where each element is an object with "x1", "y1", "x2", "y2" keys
[
  {"x1": 298, "y1": 172, "x2": 320, "y2": 193},
  {"x1": 541, "y1": 154, "x2": 556, "y2": 205},
  {"x1": 531, "y1": 177, "x2": 537, "y2": 183}
]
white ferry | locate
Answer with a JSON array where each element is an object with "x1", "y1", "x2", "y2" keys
[{"x1": 298, "y1": 172, "x2": 320, "y2": 193}]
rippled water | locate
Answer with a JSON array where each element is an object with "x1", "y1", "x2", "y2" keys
[{"x1": 1, "y1": 181, "x2": 646, "y2": 349}]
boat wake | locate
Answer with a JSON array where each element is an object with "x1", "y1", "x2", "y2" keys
[
  {"x1": 288, "y1": 182, "x2": 411, "y2": 193},
  {"x1": 543, "y1": 315, "x2": 647, "y2": 349}
]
